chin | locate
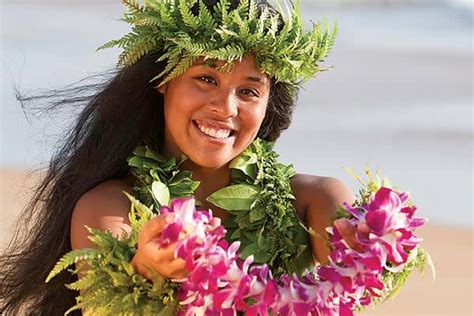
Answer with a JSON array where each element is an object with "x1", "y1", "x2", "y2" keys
[{"x1": 192, "y1": 156, "x2": 232, "y2": 169}]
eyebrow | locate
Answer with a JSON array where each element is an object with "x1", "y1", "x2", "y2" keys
[
  {"x1": 245, "y1": 76, "x2": 266, "y2": 84},
  {"x1": 192, "y1": 62, "x2": 267, "y2": 84}
]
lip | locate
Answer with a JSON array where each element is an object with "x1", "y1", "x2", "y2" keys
[
  {"x1": 193, "y1": 119, "x2": 236, "y2": 133},
  {"x1": 192, "y1": 120, "x2": 236, "y2": 144}
]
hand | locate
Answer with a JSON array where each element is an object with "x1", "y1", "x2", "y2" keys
[
  {"x1": 131, "y1": 214, "x2": 188, "y2": 280},
  {"x1": 333, "y1": 218, "x2": 370, "y2": 253}
]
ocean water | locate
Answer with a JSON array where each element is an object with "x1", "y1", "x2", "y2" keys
[{"x1": 1, "y1": 1, "x2": 472, "y2": 227}]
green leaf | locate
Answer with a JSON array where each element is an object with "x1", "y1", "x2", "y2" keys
[
  {"x1": 152, "y1": 181, "x2": 170, "y2": 207},
  {"x1": 45, "y1": 248, "x2": 99, "y2": 283},
  {"x1": 142, "y1": 159, "x2": 159, "y2": 170},
  {"x1": 229, "y1": 153, "x2": 258, "y2": 177},
  {"x1": 253, "y1": 250, "x2": 272, "y2": 263},
  {"x1": 178, "y1": 0, "x2": 200, "y2": 30},
  {"x1": 145, "y1": 146, "x2": 164, "y2": 162},
  {"x1": 293, "y1": 223, "x2": 310, "y2": 245},
  {"x1": 294, "y1": 246, "x2": 314, "y2": 276},
  {"x1": 230, "y1": 228, "x2": 241, "y2": 239},
  {"x1": 207, "y1": 184, "x2": 259, "y2": 211},
  {"x1": 105, "y1": 269, "x2": 131, "y2": 287},
  {"x1": 257, "y1": 231, "x2": 270, "y2": 249},
  {"x1": 100, "y1": 0, "x2": 337, "y2": 85},
  {"x1": 127, "y1": 156, "x2": 144, "y2": 168},
  {"x1": 239, "y1": 242, "x2": 258, "y2": 258},
  {"x1": 243, "y1": 229, "x2": 258, "y2": 242},
  {"x1": 249, "y1": 206, "x2": 266, "y2": 223}
]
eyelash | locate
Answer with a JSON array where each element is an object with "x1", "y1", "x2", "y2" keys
[
  {"x1": 240, "y1": 89, "x2": 259, "y2": 97},
  {"x1": 198, "y1": 75, "x2": 216, "y2": 85},
  {"x1": 196, "y1": 76, "x2": 260, "y2": 98}
]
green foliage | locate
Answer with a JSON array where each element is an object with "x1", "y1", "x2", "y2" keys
[
  {"x1": 130, "y1": 140, "x2": 311, "y2": 277},
  {"x1": 46, "y1": 225, "x2": 179, "y2": 315},
  {"x1": 125, "y1": 192, "x2": 155, "y2": 246},
  {"x1": 46, "y1": 248, "x2": 100, "y2": 283},
  {"x1": 206, "y1": 184, "x2": 260, "y2": 211},
  {"x1": 128, "y1": 146, "x2": 200, "y2": 209},
  {"x1": 341, "y1": 167, "x2": 435, "y2": 311},
  {"x1": 99, "y1": 0, "x2": 337, "y2": 86},
  {"x1": 208, "y1": 139, "x2": 313, "y2": 276},
  {"x1": 47, "y1": 143, "x2": 434, "y2": 313},
  {"x1": 344, "y1": 166, "x2": 394, "y2": 205},
  {"x1": 46, "y1": 184, "x2": 183, "y2": 314}
]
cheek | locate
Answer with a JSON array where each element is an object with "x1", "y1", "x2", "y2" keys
[
  {"x1": 256, "y1": 106, "x2": 268, "y2": 126},
  {"x1": 255, "y1": 98, "x2": 270, "y2": 124},
  {"x1": 243, "y1": 103, "x2": 268, "y2": 132}
]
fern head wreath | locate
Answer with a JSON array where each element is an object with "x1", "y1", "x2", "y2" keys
[{"x1": 99, "y1": 0, "x2": 337, "y2": 87}]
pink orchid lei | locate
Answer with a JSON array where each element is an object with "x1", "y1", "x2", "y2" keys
[{"x1": 157, "y1": 186, "x2": 427, "y2": 316}]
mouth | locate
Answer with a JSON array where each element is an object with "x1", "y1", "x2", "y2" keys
[{"x1": 193, "y1": 120, "x2": 236, "y2": 141}]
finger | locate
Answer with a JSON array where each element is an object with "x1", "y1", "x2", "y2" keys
[
  {"x1": 334, "y1": 218, "x2": 363, "y2": 252},
  {"x1": 139, "y1": 214, "x2": 175, "y2": 245},
  {"x1": 166, "y1": 258, "x2": 187, "y2": 278},
  {"x1": 142, "y1": 244, "x2": 187, "y2": 278},
  {"x1": 155, "y1": 242, "x2": 179, "y2": 259},
  {"x1": 357, "y1": 221, "x2": 371, "y2": 237},
  {"x1": 141, "y1": 240, "x2": 181, "y2": 266}
]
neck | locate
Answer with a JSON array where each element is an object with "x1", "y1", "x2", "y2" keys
[{"x1": 180, "y1": 160, "x2": 231, "y2": 201}]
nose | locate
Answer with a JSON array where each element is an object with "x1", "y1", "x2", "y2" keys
[{"x1": 208, "y1": 89, "x2": 239, "y2": 118}]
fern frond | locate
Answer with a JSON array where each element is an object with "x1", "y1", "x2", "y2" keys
[
  {"x1": 122, "y1": 0, "x2": 142, "y2": 14},
  {"x1": 96, "y1": 39, "x2": 123, "y2": 51},
  {"x1": 46, "y1": 248, "x2": 99, "y2": 282},
  {"x1": 178, "y1": 0, "x2": 200, "y2": 30},
  {"x1": 126, "y1": 191, "x2": 154, "y2": 230},
  {"x1": 99, "y1": 0, "x2": 337, "y2": 95},
  {"x1": 198, "y1": 0, "x2": 216, "y2": 30},
  {"x1": 64, "y1": 302, "x2": 84, "y2": 316},
  {"x1": 161, "y1": 55, "x2": 199, "y2": 85},
  {"x1": 65, "y1": 271, "x2": 101, "y2": 291}
]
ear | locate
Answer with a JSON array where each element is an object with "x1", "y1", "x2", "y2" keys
[{"x1": 157, "y1": 83, "x2": 167, "y2": 94}]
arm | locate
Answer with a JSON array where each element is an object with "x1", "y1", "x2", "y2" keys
[
  {"x1": 70, "y1": 180, "x2": 133, "y2": 315},
  {"x1": 292, "y1": 174, "x2": 356, "y2": 264},
  {"x1": 70, "y1": 180, "x2": 187, "y2": 280},
  {"x1": 71, "y1": 180, "x2": 133, "y2": 250}
]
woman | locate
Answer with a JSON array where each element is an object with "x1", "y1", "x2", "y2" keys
[{"x1": 1, "y1": 0, "x2": 359, "y2": 314}]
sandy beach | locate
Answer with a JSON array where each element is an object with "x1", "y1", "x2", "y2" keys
[
  {"x1": 1, "y1": 169, "x2": 472, "y2": 315},
  {"x1": 1, "y1": 0, "x2": 472, "y2": 314}
]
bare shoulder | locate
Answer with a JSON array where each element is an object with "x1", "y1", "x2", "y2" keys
[
  {"x1": 71, "y1": 179, "x2": 134, "y2": 250},
  {"x1": 291, "y1": 173, "x2": 355, "y2": 220},
  {"x1": 291, "y1": 173, "x2": 355, "y2": 263}
]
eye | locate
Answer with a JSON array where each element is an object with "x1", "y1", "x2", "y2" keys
[
  {"x1": 196, "y1": 75, "x2": 217, "y2": 85},
  {"x1": 240, "y1": 88, "x2": 259, "y2": 98}
]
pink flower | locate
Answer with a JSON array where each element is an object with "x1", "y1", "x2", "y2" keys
[{"x1": 157, "y1": 185, "x2": 426, "y2": 316}]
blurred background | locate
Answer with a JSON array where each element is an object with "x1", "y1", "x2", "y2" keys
[{"x1": 1, "y1": 0, "x2": 472, "y2": 315}]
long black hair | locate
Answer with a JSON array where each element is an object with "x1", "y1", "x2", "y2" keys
[{"x1": 0, "y1": 1, "x2": 298, "y2": 315}]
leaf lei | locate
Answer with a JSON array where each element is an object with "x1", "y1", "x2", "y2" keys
[
  {"x1": 98, "y1": 0, "x2": 337, "y2": 86},
  {"x1": 127, "y1": 146, "x2": 200, "y2": 207},
  {"x1": 46, "y1": 196, "x2": 180, "y2": 315},
  {"x1": 207, "y1": 139, "x2": 313, "y2": 276},
  {"x1": 130, "y1": 139, "x2": 313, "y2": 276},
  {"x1": 45, "y1": 140, "x2": 434, "y2": 314},
  {"x1": 46, "y1": 139, "x2": 307, "y2": 314}
]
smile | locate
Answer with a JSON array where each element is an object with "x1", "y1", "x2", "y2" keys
[{"x1": 194, "y1": 120, "x2": 234, "y2": 140}]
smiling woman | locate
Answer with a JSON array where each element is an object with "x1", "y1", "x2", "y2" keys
[
  {"x1": 160, "y1": 57, "x2": 270, "y2": 169},
  {"x1": 0, "y1": 0, "x2": 368, "y2": 315}
]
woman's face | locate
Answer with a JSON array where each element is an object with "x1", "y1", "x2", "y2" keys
[{"x1": 159, "y1": 57, "x2": 270, "y2": 169}]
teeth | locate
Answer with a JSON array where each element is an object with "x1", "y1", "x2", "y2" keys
[{"x1": 197, "y1": 123, "x2": 231, "y2": 139}]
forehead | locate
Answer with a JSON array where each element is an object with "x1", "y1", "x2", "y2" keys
[{"x1": 191, "y1": 57, "x2": 269, "y2": 85}]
